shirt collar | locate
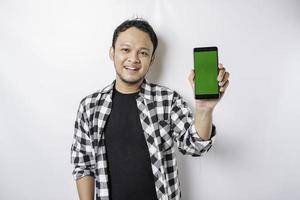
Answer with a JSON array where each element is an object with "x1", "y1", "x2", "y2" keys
[{"x1": 100, "y1": 78, "x2": 153, "y2": 100}]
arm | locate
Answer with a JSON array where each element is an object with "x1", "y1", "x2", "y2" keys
[
  {"x1": 194, "y1": 107, "x2": 213, "y2": 141},
  {"x1": 170, "y1": 91, "x2": 216, "y2": 156},
  {"x1": 189, "y1": 63, "x2": 230, "y2": 140},
  {"x1": 71, "y1": 99, "x2": 96, "y2": 199},
  {"x1": 76, "y1": 176, "x2": 95, "y2": 200}
]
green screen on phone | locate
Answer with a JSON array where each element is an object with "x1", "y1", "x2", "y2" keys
[{"x1": 194, "y1": 49, "x2": 219, "y2": 97}]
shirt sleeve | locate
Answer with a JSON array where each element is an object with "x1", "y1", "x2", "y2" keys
[
  {"x1": 170, "y1": 91, "x2": 216, "y2": 157},
  {"x1": 70, "y1": 99, "x2": 96, "y2": 180}
]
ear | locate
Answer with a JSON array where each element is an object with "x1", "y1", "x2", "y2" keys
[
  {"x1": 150, "y1": 53, "x2": 155, "y2": 65},
  {"x1": 109, "y1": 47, "x2": 114, "y2": 61}
]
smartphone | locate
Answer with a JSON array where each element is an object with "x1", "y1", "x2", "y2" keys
[{"x1": 193, "y1": 47, "x2": 219, "y2": 99}]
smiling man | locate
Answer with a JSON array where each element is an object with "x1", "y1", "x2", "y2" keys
[{"x1": 71, "y1": 18, "x2": 230, "y2": 200}]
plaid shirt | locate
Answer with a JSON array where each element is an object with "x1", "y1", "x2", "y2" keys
[{"x1": 71, "y1": 78, "x2": 216, "y2": 200}]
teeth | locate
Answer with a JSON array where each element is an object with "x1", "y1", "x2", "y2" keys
[{"x1": 125, "y1": 66, "x2": 138, "y2": 70}]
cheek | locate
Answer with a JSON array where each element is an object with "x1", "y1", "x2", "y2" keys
[
  {"x1": 141, "y1": 58, "x2": 152, "y2": 67},
  {"x1": 115, "y1": 54, "x2": 127, "y2": 65}
]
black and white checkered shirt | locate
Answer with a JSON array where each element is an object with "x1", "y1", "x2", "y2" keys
[{"x1": 71, "y1": 79, "x2": 216, "y2": 200}]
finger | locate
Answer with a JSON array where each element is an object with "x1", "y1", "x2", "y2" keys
[
  {"x1": 220, "y1": 80, "x2": 229, "y2": 92},
  {"x1": 218, "y1": 63, "x2": 225, "y2": 70},
  {"x1": 217, "y1": 68, "x2": 226, "y2": 81},
  {"x1": 219, "y1": 72, "x2": 230, "y2": 86}
]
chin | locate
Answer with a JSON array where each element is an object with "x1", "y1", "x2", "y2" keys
[{"x1": 120, "y1": 76, "x2": 144, "y2": 85}]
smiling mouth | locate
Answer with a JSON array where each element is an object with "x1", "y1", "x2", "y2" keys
[{"x1": 124, "y1": 66, "x2": 140, "y2": 71}]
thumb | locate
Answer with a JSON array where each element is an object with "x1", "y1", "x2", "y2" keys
[{"x1": 188, "y1": 69, "x2": 195, "y2": 89}]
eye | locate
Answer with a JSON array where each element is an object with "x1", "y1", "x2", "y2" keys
[
  {"x1": 121, "y1": 48, "x2": 129, "y2": 53},
  {"x1": 139, "y1": 51, "x2": 149, "y2": 56}
]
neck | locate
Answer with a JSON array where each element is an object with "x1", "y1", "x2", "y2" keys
[{"x1": 115, "y1": 77, "x2": 143, "y2": 94}]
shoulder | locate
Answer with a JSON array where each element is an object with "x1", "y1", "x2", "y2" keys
[
  {"x1": 79, "y1": 90, "x2": 101, "y2": 110},
  {"x1": 147, "y1": 82, "x2": 181, "y2": 100},
  {"x1": 148, "y1": 82, "x2": 173, "y2": 95},
  {"x1": 78, "y1": 81, "x2": 113, "y2": 112}
]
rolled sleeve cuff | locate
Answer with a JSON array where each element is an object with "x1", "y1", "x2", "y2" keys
[
  {"x1": 193, "y1": 123, "x2": 217, "y2": 154},
  {"x1": 72, "y1": 167, "x2": 96, "y2": 181}
]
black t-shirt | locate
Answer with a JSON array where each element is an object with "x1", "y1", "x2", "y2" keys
[{"x1": 103, "y1": 86, "x2": 157, "y2": 200}]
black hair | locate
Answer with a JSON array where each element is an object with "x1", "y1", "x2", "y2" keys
[{"x1": 112, "y1": 18, "x2": 158, "y2": 55}]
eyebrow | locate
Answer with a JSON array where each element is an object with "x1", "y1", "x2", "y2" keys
[{"x1": 120, "y1": 44, "x2": 151, "y2": 51}]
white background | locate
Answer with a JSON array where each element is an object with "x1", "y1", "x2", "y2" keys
[{"x1": 1, "y1": 0, "x2": 299, "y2": 199}]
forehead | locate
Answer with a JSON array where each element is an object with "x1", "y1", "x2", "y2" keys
[{"x1": 115, "y1": 27, "x2": 153, "y2": 50}]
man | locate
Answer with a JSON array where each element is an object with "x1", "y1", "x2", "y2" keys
[{"x1": 71, "y1": 18, "x2": 230, "y2": 200}]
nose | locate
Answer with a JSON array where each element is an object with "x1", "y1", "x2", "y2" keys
[{"x1": 128, "y1": 51, "x2": 140, "y2": 64}]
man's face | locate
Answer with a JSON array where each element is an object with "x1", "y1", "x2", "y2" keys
[{"x1": 110, "y1": 27, "x2": 155, "y2": 85}]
